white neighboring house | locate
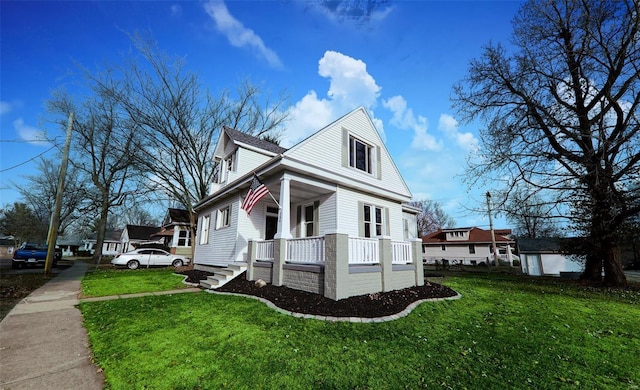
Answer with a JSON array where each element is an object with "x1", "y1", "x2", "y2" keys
[
  {"x1": 517, "y1": 237, "x2": 584, "y2": 276},
  {"x1": 193, "y1": 107, "x2": 423, "y2": 300},
  {"x1": 151, "y1": 208, "x2": 194, "y2": 258},
  {"x1": 120, "y1": 225, "x2": 163, "y2": 253},
  {"x1": 82, "y1": 230, "x2": 123, "y2": 256},
  {"x1": 422, "y1": 227, "x2": 519, "y2": 266}
]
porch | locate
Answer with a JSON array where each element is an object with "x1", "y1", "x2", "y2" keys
[{"x1": 246, "y1": 234, "x2": 424, "y2": 300}]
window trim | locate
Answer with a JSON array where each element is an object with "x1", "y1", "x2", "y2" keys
[
  {"x1": 360, "y1": 203, "x2": 387, "y2": 238},
  {"x1": 349, "y1": 135, "x2": 373, "y2": 174},
  {"x1": 217, "y1": 205, "x2": 231, "y2": 229},
  {"x1": 199, "y1": 215, "x2": 210, "y2": 245}
]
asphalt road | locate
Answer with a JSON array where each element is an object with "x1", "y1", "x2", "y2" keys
[{"x1": 0, "y1": 257, "x2": 67, "y2": 275}]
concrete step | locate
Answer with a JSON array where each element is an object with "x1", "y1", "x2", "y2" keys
[{"x1": 200, "y1": 264, "x2": 247, "y2": 290}]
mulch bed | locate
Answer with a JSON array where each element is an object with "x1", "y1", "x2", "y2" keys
[{"x1": 178, "y1": 269, "x2": 458, "y2": 318}]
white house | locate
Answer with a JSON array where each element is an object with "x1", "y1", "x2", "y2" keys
[
  {"x1": 422, "y1": 227, "x2": 519, "y2": 266},
  {"x1": 193, "y1": 107, "x2": 423, "y2": 300},
  {"x1": 120, "y1": 225, "x2": 163, "y2": 253},
  {"x1": 152, "y1": 208, "x2": 194, "y2": 258},
  {"x1": 517, "y1": 237, "x2": 584, "y2": 276},
  {"x1": 82, "y1": 230, "x2": 123, "y2": 256}
]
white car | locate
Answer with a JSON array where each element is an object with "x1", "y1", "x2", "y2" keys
[{"x1": 111, "y1": 249, "x2": 190, "y2": 270}]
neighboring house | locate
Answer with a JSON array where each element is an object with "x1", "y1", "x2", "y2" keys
[
  {"x1": 152, "y1": 208, "x2": 194, "y2": 258},
  {"x1": 82, "y1": 230, "x2": 123, "y2": 256},
  {"x1": 56, "y1": 235, "x2": 84, "y2": 257},
  {"x1": 193, "y1": 107, "x2": 424, "y2": 300},
  {"x1": 121, "y1": 225, "x2": 162, "y2": 253},
  {"x1": 422, "y1": 227, "x2": 519, "y2": 266},
  {"x1": 0, "y1": 236, "x2": 15, "y2": 258},
  {"x1": 517, "y1": 237, "x2": 584, "y2": 276}
]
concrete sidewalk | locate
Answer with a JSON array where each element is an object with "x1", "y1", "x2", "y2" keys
[{"x1": 0, "y1": 261, "x2": 104, "y2": 390}]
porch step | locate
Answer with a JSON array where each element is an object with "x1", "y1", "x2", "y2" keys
[{"x1": 199, "y1": 264, "x2": 247, "y2": 290}]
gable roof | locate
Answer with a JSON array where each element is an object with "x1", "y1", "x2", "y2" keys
[
  {"x1": 165, "y1": 208, "x2": 192, "y2": 224},
  {"x1": 517, "y1": 237, "x2": 582, "y2": 254},
  {"x1": 223, "y1": 126, "x2": 288, "y2": 155},
  {"x1": 125, "y1": 225, "x2": 160, "y2": 240},
  {"x1": 423, "y1": 227, "x2": 514, "y2": 244}
]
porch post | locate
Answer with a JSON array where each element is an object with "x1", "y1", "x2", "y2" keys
[
  {"x1": 274, "y1": 176, "x2": 292, "y2": 239},
  {"x1": 379, "y1": 237, "x2": 393, "y2": 292},
  {"x1": 272, "y1": 238, "x2": 286, "y2": 286},
  {"x1": 246, "y1": 239, "x2": 256, "y2": 281},
  {"x1": 324, "y1": 233, "x2": 349, "y2": 300},
  {"x1": 412, "y1": 239, "x2": 425, "y2": 286}
]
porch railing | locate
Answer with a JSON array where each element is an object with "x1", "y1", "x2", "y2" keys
[
  {"x1": 348, "y1": 237, "x2": 379, "y2": 264},
  {"x1": 286, "y1": 237, "x2": 325, "y2": 264},
  {"x1": 391, "y1": 240, "x2": 413, "y2": 264},
  {"x1": 256, "y1": 240, "x2": 274, "y2": 261}
]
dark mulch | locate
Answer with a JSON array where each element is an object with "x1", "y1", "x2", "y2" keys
[{"x1": 179, "y1": 269, "x2": 458, "y2": 318}]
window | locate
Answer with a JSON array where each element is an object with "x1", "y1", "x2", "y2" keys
[
  {"x1": 468, "y1": 244, "x2": 475, "y2": 254},
  {"x1": 199, "y1": 215, "x2": 210, "y2": 244},
  {"x1": 178, "y1": 230, "x2": 191, "y2": 247},
  {"x1": 217, "y1": 206, "x2": 230, "y2": 229},
  {"x1": 441, "y1": 244, "x2": 446, "y2": 251},
  {"x1": 349, "y1": 136, "x2": 372, "y2": 173},
  {"x1": 363, "y1": 204, "x2": 384, "y2": 237},
  {"x1": 304, "y1": 204, "x2": 315, "y2": 237}
]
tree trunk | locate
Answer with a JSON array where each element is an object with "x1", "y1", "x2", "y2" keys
[
  {"x1": 92, "y1": 199, "x2": 109, "y2": 265},
  {"x1": 602, "y1": 243, "x2": 627, "y2": 287},
  {"x1": 581, "y1": 253, "x2": 602, "y2": 283}
]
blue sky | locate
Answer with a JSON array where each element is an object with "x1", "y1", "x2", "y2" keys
[{"x1": 1, "y1": 0, "x2": 521, "y2": 228}]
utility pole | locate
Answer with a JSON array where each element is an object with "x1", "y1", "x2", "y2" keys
[
  {"x1": 486, "y1": 191, "x2": 499, "y2": 267},
  {"x1": 44, "y1": 112, "x2": 74, "y2": 277}
]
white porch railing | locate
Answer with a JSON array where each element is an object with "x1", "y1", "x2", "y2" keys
[
  {"x1": 286, "y1": 237, "x2": 325, "y2": 264},
  {"x1": 348, "y1": 237, "x2": 379, "y2": 264},
  {"x1": 391, "y1": 240, "x2": 413, "y2": 264},
  {"x1": 256, "y1": 240, "x2": 274, "y2": 261}
]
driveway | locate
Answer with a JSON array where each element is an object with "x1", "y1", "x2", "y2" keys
[{"x1": 625, "y1": 271, "x2": 640, "y2": 284}]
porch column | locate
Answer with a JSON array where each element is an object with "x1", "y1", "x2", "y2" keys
[
  {"x1": 324, "y1": 233, "x2": 349, "y2": 300},
  {"x1": 412, "y1": 239, "x2": 425, "y2": 286},
  {"x1": 272, "y1": 238, "x2": 286, "y2": 286},
  {"x1": 246, "y1": 239, "x2": 256, "y2": 281},
  {"x1": 379, "y1": 237, "x2": 393, "y2": 292},
  {"x1": 274, "y1": 176, "x2": 292, "y2": 239}
]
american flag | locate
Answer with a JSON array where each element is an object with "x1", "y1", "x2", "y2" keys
[{"x1": 241, "y1": 175, "x2": 270, "y2": 215}]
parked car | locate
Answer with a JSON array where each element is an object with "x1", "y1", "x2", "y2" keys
[
  {"x1": 111, "y1": 248, "x2": 189, "y2": 270},
  {"x1": 12, "y1": 243, "x2": 62, "y2": 269}
]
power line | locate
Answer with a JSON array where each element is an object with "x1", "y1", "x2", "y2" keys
[{"x1": 0, "y1": 144, "x2": 58, "y2": 173}]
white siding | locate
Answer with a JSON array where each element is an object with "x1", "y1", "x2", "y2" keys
[
  {"x1": 194, "y1": 194, "x2": 245, "y2": 266},
  {"x1": 286, "y1": 108, "x2": 411, "y2": 199},
  {"x1": 234, "y1": 147, "x2": 273, "y2": 181},
  {"x1": 336, "y1": 186, "x2": 405, "y2": 240},
  {"x1": 541, "y1": 254, "x2": 584, "y2": 275}
]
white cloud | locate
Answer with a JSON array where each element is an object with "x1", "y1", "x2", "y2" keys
[
  {"x1": 283, "y1": 50, "x2": 384, "y2": 147},
  {"x1": 307, "y1": 1, "x2": 393, "y2": 24},
  {"x1": 383, "y1": 95, "x2": 441, "y2": 151},
  {"x1": 14, "y1": 118, "x2": 49, "y2": 146},
  {"x1": 170, "y1": 4, "x2": 182, "y2": 17},
  {"x1": 438, "y1": 113, "x2": 478, "y2": 150},
  {"x1": 203, "y1": 0, "x2": 283, "y2": 69},
  {"x1": 0, "y1": 101, "x2": 11, "y2": 115}
]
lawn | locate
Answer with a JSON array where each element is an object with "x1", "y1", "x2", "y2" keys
[
  {"x1": 80, "y1": 273, "x2": 640, "y2": 389},
  {"x1": 81, "y1": 268, "x2": 190, "y2": 298}
]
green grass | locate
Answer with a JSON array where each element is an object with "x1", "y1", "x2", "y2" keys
[
  {"x1": 80, "y1": 274, "x2": 640, "y2": 389},
  {"x1": 81, "y1": 268, "x2": 190, "y2": 297}
]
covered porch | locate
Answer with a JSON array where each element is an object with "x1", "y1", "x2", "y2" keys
[{"x1": 246, "y1": 234, "x2": 424, "y2": 300}]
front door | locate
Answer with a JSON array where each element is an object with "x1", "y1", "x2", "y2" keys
[{"x1": 265, "y1": 216, "x2": 278, "y2": 240}]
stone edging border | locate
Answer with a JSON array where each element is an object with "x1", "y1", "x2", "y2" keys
[
  {"x1": 176, "y1": 272, "x2": 462, "y2": 323},
  {"x1": 203, "y1": 289, "x2": 462, "y2": 323}
]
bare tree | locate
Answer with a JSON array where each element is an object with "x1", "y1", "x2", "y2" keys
[
  {"x1": 88, "y1": 34, "x2": 289, "y2": 258},
  {"x1": 503, "y1": 187, "x2": 561, "y2": 238},
  {"x1": 453, "y1": 0, "x2": 640, "y2": 286},
  {"x1": 409, "y1": 199, "x2": 455, "y2": 236},
  {"x1": 14, "y1": 157, "x2": 86, "y2": 236},
  {"x1": 48, "y1": 87, "x2": 145, "y2": 262}
]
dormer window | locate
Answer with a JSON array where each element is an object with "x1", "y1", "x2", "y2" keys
[{"x1": 349, "y1": 135, "x2": 372, "y2": 174}]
